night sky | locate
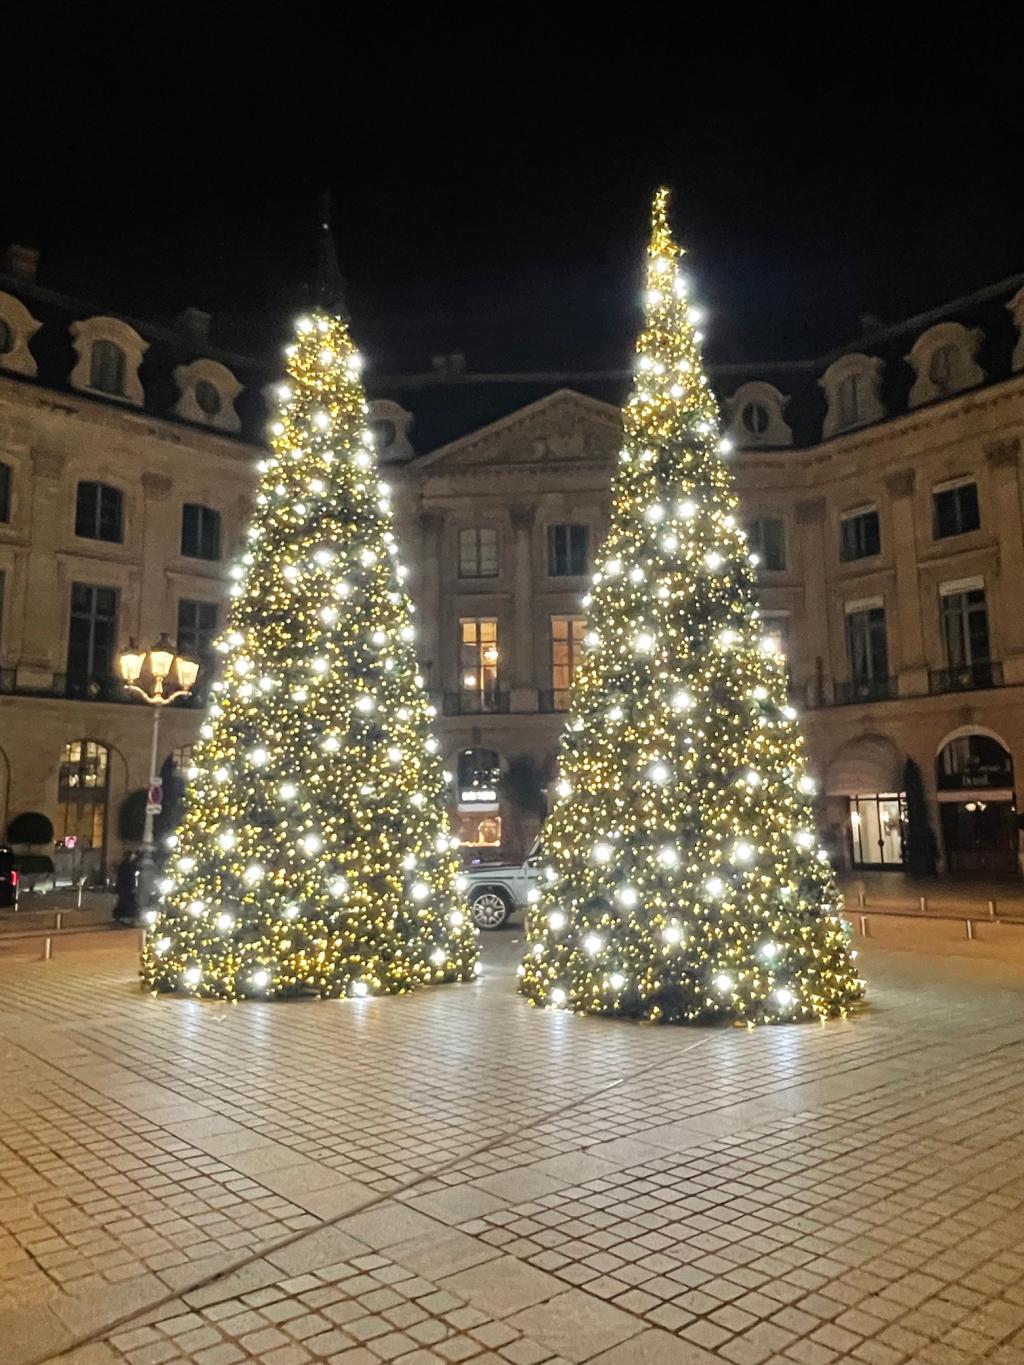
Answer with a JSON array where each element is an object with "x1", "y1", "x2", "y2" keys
[{"x1": 5, "y1": 22, "x2": 1020, "y2": 377}]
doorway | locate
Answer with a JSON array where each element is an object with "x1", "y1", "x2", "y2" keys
[{"x1": 848, "y1": 792, "x2": 906, "y2": 868}]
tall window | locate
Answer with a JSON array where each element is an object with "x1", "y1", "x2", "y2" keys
[
  {"x1": 942, "y1": 586, "x2": 990, "y2": 674},
  {"x1": 837, "y1": 374, "x2": 862, "y2": 429},
  {"x1": 181, "y1": 503, "x2": 221, "y2": 560},
  {"x1": 66, "y1": 583, "x2": 117, "y2": 696},
  {"x1": 933, "y1": 482, "x2": 980, "y2": 539},
  {"x1": 459, "y1": 618, "x2": 499, "y2": 712},
  {"x1": 58, "y1": 740, "x2": 109, "y2": 860},
  {"x1": 550, "y1": 616, "x2": 586, "y2": 710},
  {"x1": 759, "y1": 612, "x2": 790, "y2": 663},
  {"x1": 459, "y1": 527, "x2": 498, "y2": 578},
  {"x1": 929, "y1": 343, "x2": 957, "y2": 393},
  {"x1": 548, "y1": 523, "x2": 588, "y2": 577},
  {"x1": 746, "y1": 518, "x2": 785, "y2": 571},
  {"x1": 840, "y1": 506, "x2": 881, "y2": 561},
  {"x1": 75, "y1": 481, "x2": 123, "y2": 543},
  {"x1": 176, "y1": 599, "x2": 218, "y2": 662},
  {"x1": 0, "y1": 461, "x2": 10, "y2": 522},
  {"x1": 845, "y1": 605, "x2": 889, "y2": 692},
  {"x1": 89, "y1": 340, "x2": 126, "y2": 395}
]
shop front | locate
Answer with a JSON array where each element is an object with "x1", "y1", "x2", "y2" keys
[{"x1": 936, "y1": 730, "x2": 1018, "y2": 875}]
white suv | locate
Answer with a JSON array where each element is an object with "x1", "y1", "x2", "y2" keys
[{"x1": 462, "y1": 842, "x2": 543, "y2": 929}]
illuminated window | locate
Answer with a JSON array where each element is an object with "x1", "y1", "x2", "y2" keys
[
  {"x1": 58, "y1": 740, "x2": 109, "y2": 856},
  {"x1": 550, "y1": 615, "x2": 586, "y2": 710},
  {"x1": 457, "y1": 747, "x2": 500, "y2": 806},
  {"x1": 459, "y1": 527, "x2": 498, "y2": 578},
  {"x1": 459, "y1": 618, "x2": 499, "y2": 712}
]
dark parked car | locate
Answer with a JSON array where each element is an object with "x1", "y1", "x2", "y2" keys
[{"x1": 0, "y1": 846, "x2": 20, "y2": 909}]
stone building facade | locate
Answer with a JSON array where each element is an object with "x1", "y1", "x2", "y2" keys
[{"x1": 2, "y1": 244, "x2": 1024, "y2": 880}]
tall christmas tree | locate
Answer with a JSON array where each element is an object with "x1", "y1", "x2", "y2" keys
[
  {"x1": 143, "y1": 216, "x2": 478, "y2": 1000},
  {"x1": 520, "y1": 190, "x2": 862, "y2": 1023}
]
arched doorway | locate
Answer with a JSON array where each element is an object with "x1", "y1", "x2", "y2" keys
[
  {"x1": 936, "y1": 729, "x2": 1017, "y2": 875},
  {"x1": 451, "y1": 747, "x2": 502, "y2": 853},
  {"x1": 57, "y1": 739, "x2": 111, "y2": 880},
  {"x1": 825, "y1": 734, "x2": 906, "y2": 869}
]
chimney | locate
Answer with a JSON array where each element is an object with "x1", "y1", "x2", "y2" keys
[
  {"x1": 175, "y1": 307, "x2": 212, "y2": 342},
  {"x1": 3, "y1": 244, "x2": 40, "y2": 281}
]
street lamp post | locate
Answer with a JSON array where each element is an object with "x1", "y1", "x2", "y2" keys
[{"x1": 119, "y1": 635, "x2": 200, "y2": 913}]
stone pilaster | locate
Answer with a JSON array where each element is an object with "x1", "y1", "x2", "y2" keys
[
  {"x1": 794, "y1": 497, "x2": 830, "y2": 706},
  {"x1": 984, "y1": 439, "x2": 1024, "y2": 683},
  {"x1": 508, "y1": 504, "x2": 538, "y2": 712},
  {"x1": 883, "y1": 468, "x2": 928, "y2": 697}
]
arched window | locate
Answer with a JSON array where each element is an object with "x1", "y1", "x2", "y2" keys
[
  {"x1": 820, "y1": 355, "x2": 883, "y2": 437},
  {"x1": 937, "y1": 734, "x2": 1012, "y2": 791},
  {"x1": 58, "y1": 740, "x2": 110, "y2": 868},
  {"x1": 0, "y1": 318, "x2": 11, "y2": 354},
  {"x1": 89, "y1": 340, "x2": 126, "y2": 395},
  {"x1": 928, "y1": 343, "x2": 957, "y2": 392},
  {"x1": 837, "y1": 374, "x2": 861, "y2": 430},
  {"x1": 741, "y1": 401, "x2": 769, "y2": 436}
]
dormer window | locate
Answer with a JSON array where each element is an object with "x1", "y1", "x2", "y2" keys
[
  {"x1": 89, "y1": 340, "x2": 126, "y2": 395},
  {"x1": 70, "y1": 317, "x2": 147, "y2": 406},
  {"x1": 173, "y1": 359, "x2": 241, "y2": 433},
  {"x1": 724, "y1": 382, "x2": 793, "y2": 449},
  {"x1": 820, "y1": 354, "x2": 883, "y2": 437},
  {"x1": 906, "y1": 323, "x2": 984, "y2": 408},
  {"x1": 0, "y1": 291, "x2": 41, "y2": 377},
  {"x1": 365, "y1": 399, "x2": 414, "y2": 463}
]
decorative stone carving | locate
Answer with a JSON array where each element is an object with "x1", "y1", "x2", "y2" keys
[
  {"x1": 368, "y1": 399, "x2": 414, "y2": 464},
  {"x1": 819, "y1": 354, "x2": 884, "y2": 438},
  {"x1": 31, "y1": 449, "x2": 66, "y2": 480},
  {"x1": 0, "y1": 291, "x2": 41, "y2": 378},
  {"x1": 724, "y1": 381, "x2": 793, "y2": 449},
  {"x1": 905, "y1": 322, "x2": 985, "y2": 408},
  {"x1": 69, "y1": 316, "x2": 147, "y2": 407},
  {"x1": 985, "y1": 437, "x2": 1021, "y2": 469},
  {"x1": 425, "y1": 391, "x2": 621, "y2": 471},
  {"x1": 173, "y1": 359, "x2": 242, "y2": 433},
  {"x1": 796, "y1": 496, "x2": 826, "y2": 525},
  {"x1": 884, "y1": 468, "x2": 916, "y2": 497},
  {"x1": 141, "y1": 472, "x2": 173, "y2": 497},
  {"x1": 1007, "y1": 287, "x2": 1024, "y2": 373}
]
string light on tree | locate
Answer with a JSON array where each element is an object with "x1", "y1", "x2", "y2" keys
[
  {"x1": 519, "y1": 188, "x2": 863, "y2": 1024},
  {"x1": 142, "y1": 203, "x2": 477, "y2": 1000}
]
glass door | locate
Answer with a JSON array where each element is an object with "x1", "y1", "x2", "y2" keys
[{"x1": 849, "y1": 793, "x2": 906, "y2": 868}]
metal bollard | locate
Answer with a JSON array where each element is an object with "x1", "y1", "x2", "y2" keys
[
  {"x1": 988, "y1": 899, "x2": 997, "y2": 918},
  {"x1": 43, "y1": 935, "x2": 53, "y2": 961},
  {"x1": 859, "y1": 915, "x2": 870, "y2": 937},
  {"x1": 919, "y1": 896, "x2": 927, "y2": 914},
  {"x1": 857, "y1": 889, "x2": 865, "y2": 908},
  {"x1": 966, "y1": 919, "x2": 975, "y2": 940},
  {"x1": 55, "y1": 912, "x2": 63, "y2": 931}
]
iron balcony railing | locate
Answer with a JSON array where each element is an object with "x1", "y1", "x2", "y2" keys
[
  {"x1": 0, "y1": 672, "x2": 201, "y2": 705},
  {"x1": 833, "y1": 676, "x2": 897, "y2": 705},
  {"x1": 442, "y1": 689, "x2": 510, "y2": 716},
  {"x1": 929, "y1": 661, "x2": 1003, "y2": 694}
]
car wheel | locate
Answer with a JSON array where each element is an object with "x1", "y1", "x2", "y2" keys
[{"x1": 470, "y1": 888, "x2": 512, "y2": 930}]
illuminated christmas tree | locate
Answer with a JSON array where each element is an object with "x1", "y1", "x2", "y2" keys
[
  {"x1": 143, "y1": 219, "x2": 478, "y2": 1000},
  {"x1": 520, "y1": 190, "x2": 862, "y2": 1023}
]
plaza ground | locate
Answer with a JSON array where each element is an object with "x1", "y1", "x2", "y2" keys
[{"x1": 0, "y1": 928, "x2": 1022, "y2": 1365}]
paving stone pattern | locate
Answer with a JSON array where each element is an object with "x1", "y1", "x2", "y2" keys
[{"x1": 0, "y1": 937, "x2": 1021, "y2": 1363}]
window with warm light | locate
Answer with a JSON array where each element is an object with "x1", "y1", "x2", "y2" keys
[
  {"x1": 459, "y1": 618, "x2": 499, "y2": 711},
  {"x1": 550, "y1": 615, "x2": 586, "y2": 710},
  {"x1": 58, "y1": 739, "x2": 110, "y2": 856}
]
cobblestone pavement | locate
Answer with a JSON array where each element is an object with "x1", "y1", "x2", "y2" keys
[{"x1": 0, "y1": 933, "x2": 1022, "y2": 1365}]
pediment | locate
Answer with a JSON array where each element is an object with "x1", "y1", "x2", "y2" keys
[{"x1": 416, "y1": 389, "x2": 622, "y2": 472}]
